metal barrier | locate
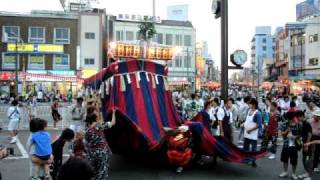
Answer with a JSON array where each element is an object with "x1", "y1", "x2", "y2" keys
[{"x1": 0, "y1": 105, "x2": 73, "y2": 130}]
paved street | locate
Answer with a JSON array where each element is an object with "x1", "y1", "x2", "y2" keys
[{"x1": 1, "y1": 130, "x2": 319, "y2": 180}]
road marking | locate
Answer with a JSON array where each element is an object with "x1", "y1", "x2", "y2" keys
[{"x1": 16, "y1": 137, "x2": 29, "y2": 158}]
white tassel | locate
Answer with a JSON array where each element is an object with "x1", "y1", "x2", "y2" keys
[
  {"x1": 155, "y1": 75, "x2": 159, "y2": 85},
  {"x1": 136, "y1": 72, "x2": 141, "y2": 82},
  {"x1": 126, "y1": 73, "x2": 131, "y2": 84},
  {"x1": 145, "y1": 72, "x2": 149, "y2": 82},
  {"x1": 105, "y1": 80, "x2": 110, "y2": 95},
  {"x1": 110, "y1": 77, "x2": 114, "y2": 87},
  {"x1": 100, "y1": 82, "x2": 104, "y2": 98}
]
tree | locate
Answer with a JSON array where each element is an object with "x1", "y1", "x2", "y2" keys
[{"x1": 138, "y1": 17, "x2": 157, "y2": 41}]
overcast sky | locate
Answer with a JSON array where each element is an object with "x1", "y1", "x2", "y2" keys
[{"x1": 0, "y1": 0, "x2": 304, "y2": 68}]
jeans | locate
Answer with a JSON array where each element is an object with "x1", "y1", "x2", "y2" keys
[
  {"x1": 261, "y1": 134, "x2": 278, "y2": 154},
  {"x1": 243, "y1": 138, "x2": 257, "y2": 152}
]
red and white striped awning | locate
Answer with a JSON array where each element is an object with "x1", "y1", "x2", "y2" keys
[{"x1": 22, "y1": 73, "x2": 83, "y2": 83}]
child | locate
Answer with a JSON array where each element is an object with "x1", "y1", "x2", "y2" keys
[
  {"x1": 72, "y1": 130, "x2": 86, "y2": 160},
  {"x1": 51, "y1": 128, "x2": 75, "y2": 180},
  {"x1": 26, "y1": 118, "x2": 45, "y2": 180},
  {"x1": 279, "y1": 112, "x2": 302, "y2": 180},
  {"x1": 31, "y1": 119, "x2": 53, "y2": 180}
]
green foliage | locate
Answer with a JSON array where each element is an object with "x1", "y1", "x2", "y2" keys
[{"x1": 138, "y1": 17, "x2": 157, "y2": 41}]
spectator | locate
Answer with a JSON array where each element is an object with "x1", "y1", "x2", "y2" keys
[
  {"x1": 238, "y1": 96, "x2": 251, "y2": 144},
  {"x1": 297, "y1": 110, "x2": 313, "y2": 180},
  {"x1": 51, "y1": 128, "x2": 75, "y2": 180},
  {"x1": 7, "y1": 100, "x2": 21, "y2": 144},
  {"x1": 310, "y1": 110, "x2": 320, "y2": 173},
  {"x1": 223, "y1": 98, "x2": 234, "y2": 142},
  {"x1": 279, "y1": 112, "x2": 302, "y2": 179},
  {"x1": 37, "y1": 90, "x2": 43, "y2": 103},
  {"x1": 210, "y1": 97, "x2": 225, "y2": 136},
  {"x1": 67, "y1": 89, "x2": 73, "y2": 104},
  {"x1": 57, "y1": 158, "x2": 94, "y2": 180},
  {"x1": 261, "y1": 102, "x2": 280, "y2": 160},
  {"x1": 31, "y1": 119, "x2": 53, "y2": 180},
  {"x1": 26, "y1": 118, "x2": 45, "y2": 180}
]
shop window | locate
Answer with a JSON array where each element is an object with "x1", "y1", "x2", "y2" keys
[
  {"x1": 85, "y1": 32, "x2": 95, "y2": 39},
  {"x1": 126, "y1": 31, "x2": 134, "y2": 41},
  {"x1": 28, "y1": 54, "x2": 45, "y2": 70},
  {"x1": 157, "y1": 33, "x2": 163, "y2": 44},
  {"x1": 309, "y1": 58, "x2": 319, "y2": 66},
  {"x1": 175, "y1": 35, "x2": 182, "y2": 46},
  {"x1": 54, "y1": 54, "x2": 70, "y2": 70},
  {"x1": 165, "y1": 34, "x2": 173, "y2": 45},
  {"x1": 84, "y1": 58, "x2": 95, "y2": 65},
  {"x1": 2, "y1": 26, "x2": 20, "y2": 42},
  {"x1": 309, "y1": 34, "x2": 318, "y2": 43},
  {"x1": 184, "y1": 35, "x2": 191, "y2": 46},
  {"x1": 1, "y1": 53, "x2": 19, "y2": 70},
  {"x1": 54, "y1": 28, "x2": 70, "y2": 44},
  {"x1": 28, "y1": 27, "x2": 45, "y2": 43}
]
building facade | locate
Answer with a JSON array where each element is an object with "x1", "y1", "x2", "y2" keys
[
  {"x1": 297, "y1": 0, "x2": 320, "y2": 21},
  {"x1": 274, "y1": 27, "x2": 290, "y2": 83},
  {"x1": 111, "y1": 15, "x2": 196, "y2": 87},
  {"x1": 79, "y1": 9, "x2": 107, "y2": 78},
  {"x1": 250, "y1": 26, "x2": 275, "y2": 84},
  {"x1": 0, "y1": 10, "x2": 78, "y2": 95}
]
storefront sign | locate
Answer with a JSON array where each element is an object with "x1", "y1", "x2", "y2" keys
[
  {"x1": 1, "y1": 53, "x2": 19, "y2": 70},
  {"x1": 48, "y1": 70, "x2": 75, "y2": 76},
  {"x1": 7, "y1": 43, "x2": 64, "y2": 54},
  {"x1": 54, "y1": 54, "x2": 70, "y2": 70},
  {"x1": 28, "y1": 54, "x2": 45, "y2": 70}
]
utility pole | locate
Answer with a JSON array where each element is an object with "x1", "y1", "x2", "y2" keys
[
  {"x1": 15, "y1": 39, "x2": 19, "y2": 97},
  {"x1": 152, "y1": 0, "x2": 156, "y2": 21},
  {"x1": 221, "y1": 0, "x2": 228, "y2": 100}
]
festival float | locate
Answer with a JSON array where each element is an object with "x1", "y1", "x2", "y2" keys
[{"x1": 84, "y1": 41, "x2": 266, "y2": 168}]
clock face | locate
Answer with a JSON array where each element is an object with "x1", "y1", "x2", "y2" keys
[
  {"x1": 232, "y1": 50, "x2": 247, "y2": 66},
  {"x1": 211, "y1": 0, "x2": 219, "y2": 14}
]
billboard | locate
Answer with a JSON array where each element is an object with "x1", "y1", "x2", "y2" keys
[
  {"x1": 167, "y1": 5, "x2": 189, "y2": 21},
  {"x1": 296, "y1": 0, "x2": 320, "y2": 21}
]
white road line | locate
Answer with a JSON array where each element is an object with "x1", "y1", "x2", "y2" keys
[{"x1": 16, "y1": 137, "x2": 29, "y2": 158}]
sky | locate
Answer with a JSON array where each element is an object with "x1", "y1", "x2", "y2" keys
[{"x1": 0, "y1": 0, "x2": 305, "y2": 69}]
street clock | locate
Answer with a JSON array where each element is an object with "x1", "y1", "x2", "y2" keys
[
  {"x1": 231, "y1": 50, "x2": 247, "y2": 67},
  {"x1": 211, "y1": 0, "x2": 221, "y2": 18}
]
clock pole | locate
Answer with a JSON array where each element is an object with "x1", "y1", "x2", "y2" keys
[{"x1": 221, "y1": 0, "x2": 228, "y2": 101}]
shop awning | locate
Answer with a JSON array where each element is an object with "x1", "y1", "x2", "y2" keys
[
  {"x1": 168, "y1": 80, "x2": 191, "y2": 86},
  {"x1": 23, "y1": 73, "x2": 83, "y2": 83}
]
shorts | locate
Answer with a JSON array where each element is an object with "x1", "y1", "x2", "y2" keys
[
  {"x1": 8, "y1": 119, "x2": 19, "y2": 131},
  {"x1": 281, "y1": 146, "x2": 298, "y2": 166},
  {"x1": 35, "y1": 155, "x2": 51, "y2": 161}
]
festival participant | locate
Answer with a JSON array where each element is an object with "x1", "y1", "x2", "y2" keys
[
  {"x1": 7, "y1": 100, "x2": 21, "y2": 144},
  {"x1": 210, "y1": 97, "x2": 225, "y2": 136},
  {"x1": 310, "y1": 110, "x2": 320, "y2": 173},
  {"x1": 305, "y1": 102, "x2": 319, "y2": 123},
  {"x1": 166, "y1": 125, "x2": 193, "y2": 173},
  {"x1": 296, "y1": 110, "x2": 313, "y2": 180},
  {"x1": 184, "y1": 93, "x2": 201, "y2": 119},
  {"x1": 222, "y1": 98, "x2": 234, "y2": 142},
  {"x1": 243, "y1": 98, "x2": 262, "y2": 167},
  {"x1": 261, "y1": 102, "x2": 280, "y2": 160},
  {"x1": 279, "y1": 112, "x2": 302, "y2": 180},
  {"x1": 85, "y1": 108, "x2": 116, "y2": 180},
  {"x1": 72, "y1": 130, "x2": 86, "y2": 160},
  {"x1": 51, "y1": 98, "x2": 62, "y2": 130},
  {"x1": 280, "y1": 96, "x2": 290, "y2": 115},
  {"x1": 70, "y1": 97, "x2": 85, "y2": 133},
  {"x1": 51, "y1": 128, "x2": 75, "y2": 180}
]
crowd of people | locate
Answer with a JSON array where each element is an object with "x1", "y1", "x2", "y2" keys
[
  {"x1": 1, "y1": 86, "x2": 320, "y2": 180},
  {"x1": 172, "y1": 88, "x2": 320, "y2": 180}
]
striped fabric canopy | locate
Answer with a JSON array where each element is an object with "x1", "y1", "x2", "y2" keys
[{"x1": 85, "y1": 60, "x2": 266, "y2": 163}]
